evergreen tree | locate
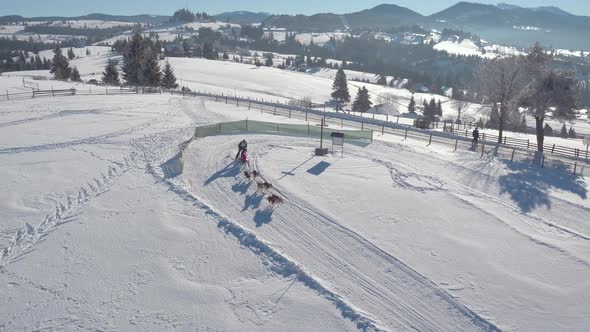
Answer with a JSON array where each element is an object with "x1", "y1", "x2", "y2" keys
[
  {"x1": 67, "y1": 47, "x2": 75, "y2": 60},
  {"x1": 122, "y1": 33, "x2": 144, "y2": 86},
  {"x1": 422, "y1": 100, "x2": 429, "y2": 117},
  {"x1": 70, "y1": 66, "x2": 81, "y2": 82},
  {"x1": 265, "y1": 53, "x2": 273, "y2": 66},
  {"x1": 407, "y1": 94, "x2": 416, "y2": 114},
  {"x1": 161, "y1": 60, "x2": 178, "y2": 89},
  {"x1": 568, "y1": 126, "x2": 576, "y2": 138},
  {"x1": 86, "y1": 48, "x2": 91, "y2": 56},
  {"x1": 436, "y1": 100, "x2": 443, "y2": 117},
  {"x1": 102, "y1": 60, "x2": 120, "y2": 86},
  {"x1": 376, "y1": 74, "x2": 387, "y2": 86},
  {"x1": 202, "y1": 42, "x2": 216, "y2": 59},
  {"x1": 331, "y1": 68, "x2": 350, "y2": 109},
  {"x1": 352, "y1": 86, "x2": 372, "y2": 113},
  {"x1": 142, "y1": 53, "x2": 161, "y2": 87},
  {"x1": 544, "y1": 123, "x2": 553, "y2": 136},
  {"x1": 222, "y1": 51, "x2": 229, "y2": 60},
  {"x1": 560, "y1": 123, "x2": 568, "y2": 138},
  {"x1": 50, "y1": 46, "x2": 71, "y2": 80}
]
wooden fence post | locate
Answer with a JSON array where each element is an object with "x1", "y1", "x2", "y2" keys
[
  {"x1": 551, "y1": 144, "x2": 555, "y2": 153},
  {"x1": 396, "y1": 116, "x2": 399, "y2": 124},
  {"x1": 428, "y1": 134, "x2": 432, "y2": 146},
  {"x1": 361, "y1": 121, "x2": 364, "y2": 131},
  {"x1": 51, "y1": 87, "x2": 54, "y2": 97},
  {"x1": 248, "y1": 101, "x2": 251, "y2": 110},
  {"x1": 274, "y1": 105, "x2": 276, "y2": 115},
  {"x1": 289, "y1": 110, "x2": 292, "y2": 118},
  {"x1": 225, "y1": 95, "x2": 228, "y2": 104},
  {"x1": 454, "y1": 139, "x2": 458, "y2": 152},
  {"x1": 305, "y1": 111, "x2": 308, "y2": 121},
  {"x1": 386, "y1": 115, "x2": 389, "y2": 122},
  {"x1": 382, "y1": 125, "x2": 384, "y2": 135},
  {"x1": 341, "y1": 118, "x2": 343, "y2": 128},
  {"x1": 541, "y1": 155, "x2": 545, "y2": 168},
  {"x1": 511, "y1": 149, "x2": 515, "y2": 162},
  {"x1": 527, "y1": 139, "x2": 530, "y2": 149},
  {"x1": 404, "y1": 128, "x2": 408, "y2": 140},
  {"x1": 573, "y1": 162, "x2": 577, "y2": 175}
]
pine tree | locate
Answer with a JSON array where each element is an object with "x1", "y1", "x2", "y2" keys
[
  {"x1": 102, "y1": 60, "x2": 120, "y2": 86},
  {"x1": 265, "y1": 53, "x2": 273, "y2": 67},
  {"x1": 422, "y1": 100, "x2": 429, "y2": 117},
  {"x1": 352, "y1": 86, "x2": 372, "y2": 113},
  {"x1": 407, "y1": 94, "x2": 416, "y2": 114},
  {"x1": 222, "y1": 51, "x2": 229, "y2": 60},
  {"x1": 560, "y1": 123, "x2": 568, "y2": 138},
  {"x1": 331, "y1": 68, "x2": 350, "y2": 109},
  {"x1": 67, "y1": 47, "x2": 75, "y2": 60},
  {"x1": 202, "y1": 42, "x2": 215, "y2": 59},
  {"x1": 86, "y1": 49, "x2": 91, "y2": 56},
  {"x1": 568, "y1": 126, "x2": 576, "y2": 138},
  {"x1": 437, "y1": 100, "x2": 443, "y2": 117},
  {"x1": 142, "y1": 54, "x2": 161, "y2": 87},
  {"x1": 544, "y1": 123, "x2": 553, "y2": 136},
  {"x1": 376, "y1": 74, "x2": 387, "y2": 86},
  {"x1": 122, "y1": 33, "x2": 144, "y2": 86},
  {"x1": 50, "y1": 46, "x2": 71, "y2": 80},
  {"x1": 70, "y1": 66, "x2": 81, "y2": 82},
  {"x1": 161, "y1": 60, "x2": 178, "y2": 89}
]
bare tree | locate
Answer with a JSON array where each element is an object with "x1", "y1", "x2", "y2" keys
[
  {"x1": 519, "y1": 70, "x2": 578, "y2": 151},
  {"x1": 518, "y1": 43, "x2": 578, "y2": 152},
  {"x1": 453, "y1": 98, "x2": 470, "y2": 124},
  {"x1": 376, "y1": 93, "x2": 397, "y2": 105},
  {"x1": 478, "y1": 56, "x2": 523, "y2": 144}
]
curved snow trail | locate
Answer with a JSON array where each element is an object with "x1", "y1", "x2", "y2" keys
[{"x1": 182, "y1": 136, "x2": 499, "y2": 332}]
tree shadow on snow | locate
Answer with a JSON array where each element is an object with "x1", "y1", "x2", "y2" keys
[
  {"x1": 498, "y1": 160, "x2": 587, "y2": 213},
  {"x1": 254, "y1": 208, "x2": 274, "y2": 227},
  {"x1": 204, "y1": 162, "x2": 241, "y2": 185}
]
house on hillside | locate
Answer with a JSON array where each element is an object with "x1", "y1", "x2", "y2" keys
[
  {"x1": 164, "y1": 44, "x2": 186, "y2": 57},
  {"x1": 368, "y1": 103, "x2": 401, "y2": 117}
]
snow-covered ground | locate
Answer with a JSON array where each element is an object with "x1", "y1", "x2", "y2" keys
[{"x1": 1, "y1": 84, "x2": 589, "y2": 330}]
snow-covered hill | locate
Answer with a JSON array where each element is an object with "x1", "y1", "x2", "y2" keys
[{"x1": 1, "y1": 78, "x2": 589, "y2": 329}]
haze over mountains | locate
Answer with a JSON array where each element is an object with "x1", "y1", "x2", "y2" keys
[{"x1": 2, "y1": 2, "x2": 589, "y2": 48}]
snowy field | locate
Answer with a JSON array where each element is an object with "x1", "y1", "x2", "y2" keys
[
  {"x1": 0, "y1": 95, "x2": 359, "y2": 331},
  {"x1": 1, "y1": 81, "x2": 589, "y2": 330}
]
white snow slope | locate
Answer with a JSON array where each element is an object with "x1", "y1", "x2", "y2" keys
[{"x1": 1, "y1": 58, "x2": 590, "y2": 330}]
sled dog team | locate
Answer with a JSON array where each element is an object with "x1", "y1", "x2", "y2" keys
[{"x1": 235, "y1": 140, "x2": 284, "y2": 208}]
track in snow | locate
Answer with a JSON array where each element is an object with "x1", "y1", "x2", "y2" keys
[{"x1": 181, "y1": 136, "x2": 499, "y2": 332}]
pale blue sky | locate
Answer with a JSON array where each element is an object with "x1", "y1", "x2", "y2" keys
[{"x1": 2, "y1": 0, "x2": 590, "y2": 17}]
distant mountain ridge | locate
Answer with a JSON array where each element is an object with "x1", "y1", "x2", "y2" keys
[
  {"x1": 212, "y1": 11, "x2": 271, "y2": 24},
  {"x1": 0, "y1": 13, "x2": 170, "y2": 24}
]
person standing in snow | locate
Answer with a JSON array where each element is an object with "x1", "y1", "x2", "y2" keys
[
  {"x1": 235, "y1": 139, "x2": 247, "y2": 161},
  {"x1": 472, "y1": 127, "x2": 480, "y2": 147}
]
